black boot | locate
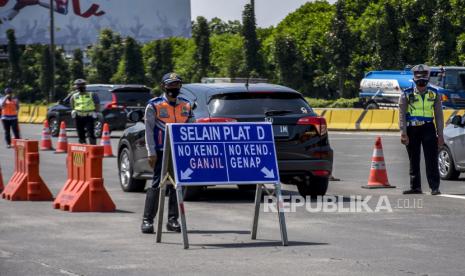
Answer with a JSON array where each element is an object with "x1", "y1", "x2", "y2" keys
[
  {"x1": 141, "y1": 187, "x2": 160, "y2": 234},
  {"x1": 402, "y1": 189, "x2": 423, "y2": 194},
  {"x1": 166, "y1": 219, "x2": 181, "y2": 232}
]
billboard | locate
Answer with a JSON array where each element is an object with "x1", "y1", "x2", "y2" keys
[{"x1": 0, "y1": 0, "x2": 191, "y2": 46}]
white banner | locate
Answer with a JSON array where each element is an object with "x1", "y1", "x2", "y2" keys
[{"x1": 0, "y1": 0, "x2": 191, "y2": 46}]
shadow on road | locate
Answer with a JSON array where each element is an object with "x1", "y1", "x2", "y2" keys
[
  {"x1": 188, "y1": 230, "x2": 250, "y2": 235},
  {"x1": 192, "y1": 240, "x2": 328, "y2": 249}
]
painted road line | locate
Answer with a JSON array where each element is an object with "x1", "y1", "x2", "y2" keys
[{"x1": 438, "y1": 194, "x2": 465, "y2": 200}]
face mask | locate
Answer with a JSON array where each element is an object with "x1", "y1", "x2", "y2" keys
[
  {"x1": 415, "y1": 79, "x2": 428, "y2": 88},
  {"x1": 166, "y1": 88, "x2": 180, "y2": 98},
  {"x1": 78, "y1": 86, "x2": 86, "y2": 92}
]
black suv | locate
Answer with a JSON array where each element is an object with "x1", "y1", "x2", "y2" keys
[
  {"x1": 117, "y1": 83, "x2": 333, "y2": 198},
  {"x1": 47, "y1": 84, "x2": 152, "y2": 137}
]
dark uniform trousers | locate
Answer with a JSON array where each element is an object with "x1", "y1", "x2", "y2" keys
[
  {"x1": 2, "y1": 119, "x2": 20, "y2": 145},
  {"x1": 406, "y1": 122, "x2": 440, "y2": 190},
  {"x1": 143, "y1": 150, "x2": 179, "y2": 222},
  {"x1": 75, "y1": 115, "x2": 96, "y2": 145}
]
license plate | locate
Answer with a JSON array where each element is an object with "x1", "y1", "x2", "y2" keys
[{"x1": 273, "y1": 125, "x2": 289, "y2": 137}]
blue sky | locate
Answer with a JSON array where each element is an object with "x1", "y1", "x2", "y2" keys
[{"x1": 190, "y1": 0, "x2": 333, "y2": 27}]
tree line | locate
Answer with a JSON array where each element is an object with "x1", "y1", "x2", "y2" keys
[{"x1": 1, "y1": 0, "x2": 465, "y2": 103}]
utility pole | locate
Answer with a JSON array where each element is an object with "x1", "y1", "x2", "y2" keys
[{"x1": 49, "y1": 0, "x2": 55, "y2": 103}]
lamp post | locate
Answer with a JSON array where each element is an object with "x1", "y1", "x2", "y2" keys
[{"x1": 49, "y1": 0, "x2": 55, "y2": 103}]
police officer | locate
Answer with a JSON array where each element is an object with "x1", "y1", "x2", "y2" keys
[
  {"x1": 70, "y1": 79, "x2": 100, "y2": 145},
  {"x1": 0, "y1": 88, "x2": 20, "y2": 148},
  {"x1": 141, "y1": 73, "x2": 193, "y2": 234},
  {"x1": 399, "y1": 64, "x2": 444, "y2": 195}
]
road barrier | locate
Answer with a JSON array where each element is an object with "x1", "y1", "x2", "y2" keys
[
  {"x1": 53, "y1": 144, "x2": 115, "y2": 212},
  {"x1": 0, "y1": 163, "x2": 4, "y2": 193},
  {"x1": 1, "y1": 139, "x2": 53, "y2": 201},
  {"x1": 15, "y1": 104, "x2": 465, "y2": 131},
  {"x1": 314, "y1": 108, "x2": 465, "y2": 131}
]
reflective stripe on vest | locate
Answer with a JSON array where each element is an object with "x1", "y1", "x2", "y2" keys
[
  {"x1": 152, "y1": 99, "x2": 191, "y2": 150},
  {"x1": 73, "y1": 93, "x2": 95, "y2": 112},
  {"x1": 407, "y1": 91, "x2": 436, "y2": 121},
  {"x1": 2, "y1": 99, "x2": 18, "y2": 119}
]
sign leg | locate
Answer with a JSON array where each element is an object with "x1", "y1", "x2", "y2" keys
[
  {"x1": 251, "y1": 184, "x2": 263, "y2": 240},
  {"x1": 274, "y1": 183, "x2": 288, "y2": 246},
  {"x1": 176, "y1": 186, "x2": 189, "y2": 249},
  {"x1": 156, "y1": 183, "x2": 167, "y2": 243}
]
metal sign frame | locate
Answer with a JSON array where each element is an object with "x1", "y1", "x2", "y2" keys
[{"x1": 155, "y1": 123, "x2": 288, "y2": 249}]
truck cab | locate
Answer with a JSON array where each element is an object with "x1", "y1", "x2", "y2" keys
[{"x1": 359, "y1": 66, "x2": 465, "y2": 109}]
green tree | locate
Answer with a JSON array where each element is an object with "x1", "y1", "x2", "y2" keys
[
  {"x1": 378, "y1": 1, "x2": 401, "y2": 69},
  {"x1": 210, "y1": 33, "x2": 245, "y2": 78},
  {"x1": 327, "y1": 0, "x2": 353, "y2": 97},
  {"x1": 192, "y1": 16, "x2": 211, "y2": 82},
  {"x1": 145, "y1": 39, "x2": 174, "y2": 87},
  {"x1": 54, "y1": 48, "x2": 71, "y2": 100},
  {"x1": 6, "y1": 29, "x2": 22, "y2": 88},
  {"x1": 39, "y1": 46, "x2": 53, "y2": 101},
  {"x1": 112, "y1": 37, "x2": 145, "y2": 84},
  {"x1": 274, "y1": 35, "x2": 303, "y2": 89},
  {"x1": 429, "y1": 0, "x2": 455, "y2": 65},
  {"x1": 88, "y1": 29, "x2": 123, "y2": 83},
  {"x1": 69, "y1": 48, "x2": 85, "y2": 82},
  {"x1": 242, "y1": 3, "x2": 263, "y2": 77},
  {"x1": 457, "y1": 33, "x2": 465, "y2": 65},
  {"x1": 18, "y1": 45, "x2": 41, "y2": 102}
]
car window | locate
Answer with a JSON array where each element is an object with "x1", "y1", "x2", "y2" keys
[
  {"x1": 208, "y1": 92, "x2": 312, "y2": 116},
  {"x1": 94, "y1": 88, "x2": 112, "y2": 102},
  {"x1": 112, "y1": 88, "x2": 152, "y2": 105}
]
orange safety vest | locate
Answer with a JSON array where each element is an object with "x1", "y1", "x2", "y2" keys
[
  {"x1": 149, "y1": 96, "x2": 192, "y2": 150},
  {"x1": 1, "y1": 98, "x2": 18, "y2": 119}
]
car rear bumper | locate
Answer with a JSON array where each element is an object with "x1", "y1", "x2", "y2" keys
[{"x1": 279, "y1": 159, "x2": 332, "y2": 173}]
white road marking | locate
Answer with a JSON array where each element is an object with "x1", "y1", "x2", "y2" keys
[{"x1": 438, "y1": 194, "x2": 465, "y2": 200}]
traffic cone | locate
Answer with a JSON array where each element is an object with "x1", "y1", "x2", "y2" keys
[
  {"x1": 55, "y1": 121, "x2": 68, "y2": 153},
  {"x1": 0, "y1": 163, "x2": 4, "y2": 193},
  {"x1": 40, "y1": 120, "x2": 54, "y2": 150},
  {"x1": 100, "y1": 123, "x2": 114, "y2": 157},
  {"x1": 362, "y1": 137, "x2": 396, "y2": 189}
]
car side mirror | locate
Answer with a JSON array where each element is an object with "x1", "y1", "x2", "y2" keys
[
  {"x1": 192, "y1": 101, "x2": 197, "y2": 110},
  {"x1": 450, "y1": 115, "x2": 462, "y2": 127},
  {"x1": 128, "y1": 110, "x2": 144, "y2": 123}
]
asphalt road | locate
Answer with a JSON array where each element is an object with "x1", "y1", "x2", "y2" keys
[{"x1": 1, "y1": 124, "x2": 465, "y2": 276}]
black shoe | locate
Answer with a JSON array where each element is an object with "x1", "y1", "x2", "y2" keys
[
  {"x1": 403, "y1": 189, "x2": 423, "y2": 194},
  {"x1": 166, "y1": 220, "x2": 181, "y2": 233},
  {"x1": 431, "y1": 189, "x2": 441, "y2": 195},
  {"x1": 141, "y1": 219, "x2": 154, "y2": 234}
]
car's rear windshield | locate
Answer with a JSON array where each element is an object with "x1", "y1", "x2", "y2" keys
[
  {"x1": 208, "y1": 92, "x2": 312, "y2": 116},
  {"x1": 112, "y1": 88, "x2": 152, "y2": 104}
]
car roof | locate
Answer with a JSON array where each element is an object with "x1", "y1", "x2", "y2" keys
[
  {"x1": 87, "y1": 84, "x2": 150, "y2": 91},
  {"x1": 183, "y1": 83, "x2": 301, "y2": 95}
]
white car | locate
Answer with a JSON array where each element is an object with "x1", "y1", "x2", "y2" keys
[{"x1": 439, "y1": 115, "x2": 465, "y2": 179}]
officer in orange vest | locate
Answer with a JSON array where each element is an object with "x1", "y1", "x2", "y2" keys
[
  {"x1": 0, "y1": 88, "x2": 20, "y2": 148},
  {"x1": 141, "y1": 73, "x2": 194, "y2": 234}
]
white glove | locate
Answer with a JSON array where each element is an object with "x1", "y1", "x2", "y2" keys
[
  {"x1": 92, "y1": 112, "x2": 98, "y2": 119},
  {"x1": 71, "y1": 110, "x2": 77, "y2": 119}
]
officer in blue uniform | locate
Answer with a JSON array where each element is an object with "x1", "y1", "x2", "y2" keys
[{"x1": 141, "y1": 73, "x2": 194, "y2": 234}]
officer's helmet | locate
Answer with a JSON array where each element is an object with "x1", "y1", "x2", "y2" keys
[
  {"x1": 74, "y1": 79, "x2": 87, "y2": 87},
  {"x1": 411, "y1": 64, "x2": 431, "y2": 81}
]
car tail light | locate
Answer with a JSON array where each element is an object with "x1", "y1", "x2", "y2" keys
[
  {"x1": 442, "y1": 94, "x2": 449, "y2": 102},
  {"x1": 312, "y1": 170, "x2": 330, "y2": 177},
  {"x1": 105, "y1": 94, "x2": 126, "y2": 110},
  {"x1": 297, "y1": 116, "x2": 327, "y2": 136},
  {"x1": 196, "y1": 117, "x2": 237, "y2": 123}
]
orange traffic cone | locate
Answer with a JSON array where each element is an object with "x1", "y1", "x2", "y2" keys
[
  {"x1": 40, "y1": 120, "x2": 54, "y2": 150},
  {"x1": 0, "y1": 163, "x2": 4, "y2": 193},
  {"x1": 362, "y1": 137, "x2": 396, "y2": 189},
  {"x1": 100, "y1": 123, "x2": 114, "y2": 157},
  {"x1": 55, "y1": 121, "x2": 68, "y2": 153}
]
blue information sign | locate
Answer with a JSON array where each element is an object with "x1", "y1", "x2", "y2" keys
[{"x1": 168, "y1": 123, "x2": 280, "y2": 186}]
